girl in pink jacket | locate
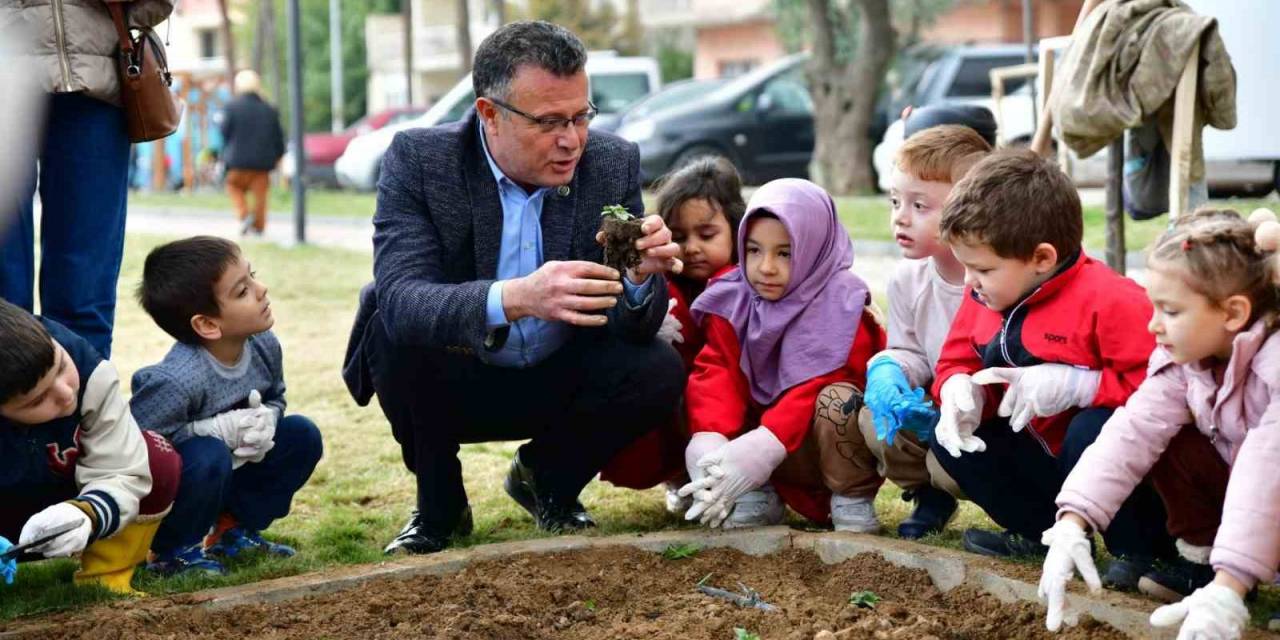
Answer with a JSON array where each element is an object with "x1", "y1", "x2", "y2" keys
[{"x1": 1035, "y1": 208, "x2": 1280, "y2": 640}]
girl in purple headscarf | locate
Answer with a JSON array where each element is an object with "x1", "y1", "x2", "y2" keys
[{"x1": 678, "y1": 179, "x2": 887, "y2": 529}]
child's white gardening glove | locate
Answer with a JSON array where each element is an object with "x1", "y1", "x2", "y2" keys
[
  {"x1": 681, "y1": 432, "x2": 729, "y2": 522},
  {"x1": 934, "y1": 374, "x2": 986, "y2": 458},
  {"x1": 192, "y1": 407, "x2": 261, "y2": 449},
  {"x1": 19, "y1": 503, "x2": 92, "y2": 558},
  {"x1": 1038, "y1": 517, "x2": 1101, "y2": 632},
  {"x1": 232, "y1": 390, "x2": 277, "y2": 468},
  {"x1": 680, "y1": 427, "x2": 786, "y2": 528},
  {"x1": 657, "y1": 298, "x2": 685, "y2": 345},
  {"x1": 1150, "y1": 583, "x2": 1249, "y2": 640},
  {"x1": 972, "y1": 365, "x2": 1101, "y2": 432}
]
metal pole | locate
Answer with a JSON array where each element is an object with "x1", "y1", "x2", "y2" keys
[
  {"x1": 403, "y1": 0, "x2": 414, "y2": 105},
  {"x1": 1105, "y1": 138, "x2": 1125, "y2": 274},
  {"x1": 287, "y1": 0, "x2": 306, "y2": 244},
  {"x1": 1022, "y1": 0, "x2": 1038, "y2": 130},
  {"x1": 330, "y1": 0, "x2": 345, "y2": 133}
]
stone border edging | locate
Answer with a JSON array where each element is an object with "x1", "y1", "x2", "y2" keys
[{"x1": 0, "y1": 527, "x2": 1178, "y2": 639}]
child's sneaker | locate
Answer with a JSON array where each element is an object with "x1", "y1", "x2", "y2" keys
[
  {"x1": 831, "y1": 494, "x2": 881, "y2": 533},
  {"x1": 962, "y1": 528, "x2": 1048, "y2": 558},
  {"x1": 206, "y1": 527, "x2": 296, "y2": 559},
  {"x1": 722, "y1": 485, "x2": 785, "y2": 529},
  {"x1": 896, "y1": 486, "x2": 957, "y2": 539},
  {"x1": 146, "y1": 544, "x2": 228, "y2": 577},
  {"x1": 1138, "y1": 557, "x2": 1215, "y2": 603},
  {"x1": 664, "y1": 478, "x2": 692, "y2": 516},
  {"x1": 1101, "y1": 555, "x2": 1154, "y2": 592}
]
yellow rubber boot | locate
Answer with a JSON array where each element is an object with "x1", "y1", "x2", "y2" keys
[{"x1": 73, "y1": 519, "x2": 161, "y2": 595}]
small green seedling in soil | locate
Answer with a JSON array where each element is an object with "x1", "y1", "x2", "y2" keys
[
  {"x1": 849, "y1": 590, "x2": 881, "y2": 609},
  {"x1": 662, "y1": 543, "x2": 701, "y2": 560},
  {"x1": 598, "y1": 203, "x2": 645, "y2": 273},
  {"x1": 734, "y1": 628, "x2": 761, "y2": 640},
  {"x1": 584, "y1": 599, "x2": 597, "y2": 611},
  {"x1": 696, "y1": 572, "x2": 714, "y2": 587},
  {"x1": 600, "y1": 204, "x2": 636, "y2": 221}
]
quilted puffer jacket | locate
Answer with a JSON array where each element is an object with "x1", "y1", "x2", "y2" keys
[{"x1": 0, "y1": 0, "x2": 174, "y2": 106}]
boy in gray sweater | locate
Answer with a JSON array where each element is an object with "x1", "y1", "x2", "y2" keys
[{"x1": 130, "y1": 236, "x2": 323, "y2": 576}]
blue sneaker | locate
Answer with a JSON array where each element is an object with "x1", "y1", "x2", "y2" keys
[
  {"x1": 206, "y1": 527, "x2": 296, "y2": 558},
  {"x1": 145, "y1": 544, "x2": 227, "y2": 577}
]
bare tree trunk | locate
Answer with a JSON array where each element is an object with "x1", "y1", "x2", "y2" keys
[
  {"x1": 403, "y1": 0, "x2": 414, "y2": 105},
  {"x1": 216, "y1": 0, "x2": 237, "y2": 87},
  {"x1": 492, "y1": 0, "x2": 506, "y2": 25},
  {"x1": 252, "y1": 0, "x2": 267, "y2": 74},
  {"x1": 456, "y1": 0, "x2": 473, "y2": 75},
  {"x1": 807, "y1": 0, "x2": 895, "y2": 194}
]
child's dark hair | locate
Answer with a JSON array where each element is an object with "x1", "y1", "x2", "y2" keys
[
  {"x1": 137, "y1": 236, "x2": 242, "y2": 344},
  {"x1": 654, "y1": 157, "x2": 746, "y2": 256},
  {"x1": 940, "y1": 148, "x2": 1082, "y2": 263},
  {"x1": 1148, "y1": 208, "x2": 1280, "y2": 329},
  {"x1": 0, "y1": 299, "x2": 55, "y2": 404}
]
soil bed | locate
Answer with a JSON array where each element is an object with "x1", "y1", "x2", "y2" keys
[{"x1": 5, "y1": 546, "x2": 1125, "y2": 640}]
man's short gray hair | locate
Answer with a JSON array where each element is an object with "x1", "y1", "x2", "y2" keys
[{"x1": 472, "y1": 21, "x2": 588, "y2": 102}]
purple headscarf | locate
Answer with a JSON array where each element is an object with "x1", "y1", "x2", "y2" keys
[{"x1": 691, "y1": 178, "x2": 869, "y2": 405}]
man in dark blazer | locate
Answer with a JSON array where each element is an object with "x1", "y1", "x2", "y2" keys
[{"x1": 343, "y1": 21, "x2": 684, "y2": 555}]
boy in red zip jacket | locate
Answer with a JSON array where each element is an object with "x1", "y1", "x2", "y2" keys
[{"x1": 929, "y1": 149, "x2": 1175, "y2": 589}]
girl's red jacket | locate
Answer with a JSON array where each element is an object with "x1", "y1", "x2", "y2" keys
[
  {"x1": 686, "y1": 308, "x2": 886, "y2": 452},
  {"x1": 667, "y1": 265, "x2": 737, "y2": 371},
  {"x1": 931, "y1": 253, "x2": 1155, "y2": 455}
]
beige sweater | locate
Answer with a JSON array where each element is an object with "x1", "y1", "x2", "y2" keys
[{"x1": 875, "y1": 258, "x2": 965, "y2": 389}]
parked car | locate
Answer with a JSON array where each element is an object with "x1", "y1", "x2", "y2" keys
[
  {"x1": 617, "y1": 49, "x2": 938, "y2": 186},
  {"x1": 335, "y1": 53, "x2": 661, "y2": 192},
  {"x1": 282, "y1": 107, "x2": 425, "y2": 187},
  {"x1": 593, "y1": 78, "x2": 727, "y2": 133},
  {"x1": 617, "y1": 54, "x2": 815, "y2": 185}
]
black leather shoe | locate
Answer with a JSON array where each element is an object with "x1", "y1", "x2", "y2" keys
[
  {"x1": 504, "y1": 451, "x2": 596, "y2": 533},
  {"x1": 897, "y1": 486, "x2": 958, "y2": 540},
  {"x1": 383, "y1": 505, "x2": 474, "y2": 556},
  {"x1": 962, "y1": 528, "x2": 1048, "y2": 558}
]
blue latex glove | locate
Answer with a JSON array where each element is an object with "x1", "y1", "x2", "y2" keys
[
  {"x1": 865, "y1": 358, "x2": 912, "y2": 445},
  {"x1": 896, "y1": 388, "x2": 940, "y2": 442},
  {"x1": 0, "y1": 536, "x2": 16, "y2": 585}
]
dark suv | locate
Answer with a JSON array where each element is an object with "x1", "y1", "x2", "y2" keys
[
  {"x1": 621, "y1": 45, "x2": 1032, "y2": 185},
  {"x1": 617, "y1": 54, "x2": 816, "y2": 185}
]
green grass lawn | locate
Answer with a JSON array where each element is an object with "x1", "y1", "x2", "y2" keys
[
  {"x1": 4, "y1": 226, "x2": 1277, "y2": 626},
  {"x1": 132, "y1": 188, "x2": 1275, "y2": 257}
]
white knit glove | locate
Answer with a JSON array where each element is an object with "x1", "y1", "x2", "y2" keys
[
  {"x1": 934, "y1": 374, "x2": 986, "y2": 458},
  {"x1": 972, "y1": 365, "x2": 1101, "y2": 432},
  {"x1": 19, "y1": 503, "x2": 92, "y2": 558},
  {"x1": 1150, "y1": 583, "x2": 1249, "y2": 640},
  {"x1": 231, "y1": 390, "x2": 277, "y2": 468},
  {"x1": 1038, "y1": 518, "x2": 1101, "y2": 632},
  {"x1": 680, "y1": 427, "x2": 787, "y2": 528},
  {"x1": 657, "y1": 298, "x2": 685, "y2": 345}
]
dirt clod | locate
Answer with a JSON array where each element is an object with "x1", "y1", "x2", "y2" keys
[{"x1": 599, "y1": 215, "x2": 645, "y2": 274}]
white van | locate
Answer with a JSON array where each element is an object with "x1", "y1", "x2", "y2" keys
[{"x1": 335, "y1": 53, "x2": 661, "y2": 192}]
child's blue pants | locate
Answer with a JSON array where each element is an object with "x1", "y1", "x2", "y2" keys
[{"x1": 151, "y1": 415, "x2": 323, "y2": 554}]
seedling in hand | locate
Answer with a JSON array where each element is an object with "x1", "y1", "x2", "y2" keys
[{"x1": 598, "y1": 204, "x2": 645, "y2": 274}]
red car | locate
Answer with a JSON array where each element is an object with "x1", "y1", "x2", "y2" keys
[{"x1": 288, "y1": 107, "x2": 426, "y2": 186}]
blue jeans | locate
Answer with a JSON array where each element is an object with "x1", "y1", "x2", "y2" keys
[
  {"x1": 151, "y1": 415, "x2": 324, "y2": 554},
  {"x1": 0, "y1": 93, "x2": 130, "y2": 357}
]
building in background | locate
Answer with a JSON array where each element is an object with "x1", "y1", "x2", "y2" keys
[{"x1": 365, "y1": 0, "x2": 499, "y2": 113}]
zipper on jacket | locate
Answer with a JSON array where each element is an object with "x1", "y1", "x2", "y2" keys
[
  {"x1": 51, "y1": 0, "x2": 74, "y2": 91},
  {"x1": 998, "y1": 289, "x2": 1037, "y2": 366}
]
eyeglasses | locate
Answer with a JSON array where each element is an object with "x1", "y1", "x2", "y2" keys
[{"x1": 487, "y1": 97, "x2": 598, "y2": 134}]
